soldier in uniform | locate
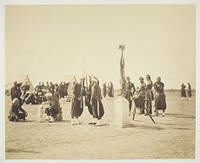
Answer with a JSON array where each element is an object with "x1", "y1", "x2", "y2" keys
[
  {"x1": 70, "y1": 79, "x2": 83, "y2": 125},
  {"x1": 124, "y1": 76, "x2": 135, "y2": 112},
  {"x1": 90, "y1": 77, "x2": 105, "y2": 126},
  {"x1": 45, "y1": 93, "x2": 62, "y2": 122},
  {"x1": 138, "y1": 77, "x2": 146, "y2": 114},
  {"x1": 45, "y1": 82, "x2": 51, "y2": 93},
  {"x1": 85, "y1": 76, "x2": 94, "y2": 123},
  {"x1": 102, "y1": 82, "x2": 107, "y2": 98},
  {"x1": 187, "y1": 83, "x2": 192, "y2": 100},
  {"x1": 8, "y1": 98, "x2": 28, "y2": 121},
  {"x1": 153, "y1": 77, "x2": 166, "y2": 117},
  {"x1": 21, "y1": 81, "x2": 30, "y2": 96},
  {"x1": 35, "y1": 82, "x2": 43, "y2": 94},
  {"x1": 181, "y1": 83, "x2": 187, "y2": 99},
  {"x1": 145, "y1": 74, "x2": 154, "y2": 115},
  {"x1": 11, "y1": 81, "x2": 22, "y2": 106}
]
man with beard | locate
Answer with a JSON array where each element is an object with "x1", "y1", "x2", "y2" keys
[
  {"x1": 124, "y1": 76, "x2": 135, "y2": 112},
  {"x1": 70, "y1": 79, "x2": 83, "y2": 125},
  {"x1": 90, "y1": 77, "x2": 105, "y2": 126},
  {"x1": 153, "y1": 77, "x2": 166, "y2": 117}
]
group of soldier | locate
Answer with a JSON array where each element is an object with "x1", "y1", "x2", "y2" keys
[
  {"x1": 181, "y1": 83, "x2": 192, "y2": 100},
  {"x1": 8, "y1": 75, "x2": 105, "y2": 126},
  {"x1": 124, "y1": 74, "x2": 166, "y2": 117},
  {"x1": 8, "y1": 74, "x2": 166, "y2": 124},
  {"x1": 70, "y1": 76, "x2": 104, "y2": 125}
]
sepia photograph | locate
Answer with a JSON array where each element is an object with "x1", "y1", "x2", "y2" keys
[{"x1": 2, "y1": 0, "x2": 199, "y2": 161}]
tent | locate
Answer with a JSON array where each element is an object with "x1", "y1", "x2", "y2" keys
[
  {"x1": 17, "y1": 74, "x2": 34, "y2": 92},
  {"x1": 5, "y1": 74, "x2": 34, "y2": 96},
  {"x1": 65, "y1": 75, "x2": 77, "y2": 96}
]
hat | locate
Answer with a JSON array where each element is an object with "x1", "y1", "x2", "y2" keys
[
  {"x1": 146, "y1": 74, "x2": 150, "y2": 78},
  {"x1": 139, "y1": 77, "x2": 144, "y2": 80},
  {"x1": 157, "y1": 77, "x2": 161, "y2": 81}
]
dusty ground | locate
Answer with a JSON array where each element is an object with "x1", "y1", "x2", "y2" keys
[{"x1": 5, "y1": 91, "x2": 195, "y2": 159}]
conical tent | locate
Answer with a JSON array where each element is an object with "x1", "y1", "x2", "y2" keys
[
  {"x1": 17, "y1": 74, "x2": 34, "y2": 91},
  {"x1": 65, "y1": 75, "x2": 77, "y2": 96}
]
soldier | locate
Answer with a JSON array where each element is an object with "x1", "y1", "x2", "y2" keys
[
  {"x1": 11, "y1": 81, "x2": 22, "y2": 106},
  {"x1": 70, "y1": 79, "x2": 83, "y2": 125},
  {"x1": 8, "y1": 98, "x2": 28, "y2": 121},
  {"x1": 138, "y1": 77, "x2": 146, "y2": 114},
  {"x1": 21, "y1": 81, "x2": 30, "y2": 96},
  {"x1": 45, "y1": 93, "x2": 62, "y2": 122},
  {"x1": 35, "y1": 82, "x2": 43, "y2": 94},
  {"x1": 90, "y1": 77, "x2": 105, "y2": 126},
  {"x1": 102, "y1": 82, "x2": 107, "y2": 98},
  {"x1": 124, "y1": 76, "x2": 135, "y2": 112},
  {"x1": 153, "y1": 77, "x2": 166, "y2": 117},
  {"x1": 59, "y1": 82, "x2": 66, "y2": 99},
  {"x1": 85, "y1": 76, "x2": 94, "y2": 123},
  {"x1": 45, "y1": 82, "x2": 51, "y2": 93},
  {"x1": 181, "y1": 83, "x2": 187, "y2": 99},
  {"x1": 145, "y1": 74, "x2": 154, "y2": 115},
  {"x1": 187, "y1": 83, "x2": 192, "y2": 100},
  {"x1": 49, "y1": 82, "x2": 55, "y2": 96}
]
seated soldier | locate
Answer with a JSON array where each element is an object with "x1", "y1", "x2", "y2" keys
[
  {"x1": 8, "y1": 98, "x2": 28, "y2": 121},
  {"x1": 45, "y1": 93, "x2": 62, "y2": 122}
]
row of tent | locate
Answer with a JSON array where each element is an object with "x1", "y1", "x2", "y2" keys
[{"x1": 5, "y1": 74, "x2": 77, "y2": 96}]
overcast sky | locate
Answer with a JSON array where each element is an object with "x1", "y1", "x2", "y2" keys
[{"x1": 5, "y1": 5, "x2": 195, "y2": 89}]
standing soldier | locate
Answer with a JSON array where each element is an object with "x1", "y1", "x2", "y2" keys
[
  {"x1": 138, "y1": 77, "x2": 146, "y2": 114},
  {"x1": 181, "y1": 83, "x2": 187, "y2": 99},
  {"x1": 102, "y1": 82, "x2": 107, "y2": 98},
  {"x1": 124, "y1": 76, "x2": 135, "y2": 112},
  {"x1": 70, "y1": 79, "x2": 83, "y2": 125},
  {"x1": 45, "y1": 82, "x2": 51, "y2": 93},
  {"x1": 187, "y1": 83, "x2": 192, "y2": 100},
  {"x1": 145, "y1": 74, "x2": 154, "y2": 115},
  {"x1": 85, "y1": 76, "x2": 94, "y2": 123},
  {"x1": 90, "y1": 77, "x2": 105, "y2": 126},
  {"x1": 153, "y1": 77, "x2": 166, "y2": 117},
  {"x1": 21, "y1": 81, "x2": 30, "y2": 96},
  {"x1": 11, "y1": 81, "x2": 22, "y2": 106},
  {"x1": 35, "y1": 82, "x2": 43, "y2": 94}
]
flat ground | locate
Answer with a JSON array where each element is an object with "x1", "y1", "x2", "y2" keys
[{"x1": 5, "y1": 90, "x2": 195, "y2": 159}]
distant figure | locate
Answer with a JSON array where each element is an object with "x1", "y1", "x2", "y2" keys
[
  {"x1": 59, "y1": 82, "x2": 66, "y2": 99},
  {"x1": 21, "y1": 81, "x2": 30, "y2": 96},
  {"x1": 70, "y1": 79, "x2": 83, "y2": 125},
  {"x1": 145, "y1": 74, "x2": 154, "y2": 115},
  {"x1": 153, "y1": 77, "x2": 166, "y2": 117},
  {"x1": 107, "y1": 82, "x2": 114, "y2": 98},
  {"x1": 90, "y1": 77, "x2": 105, "y2": 126},
  {"x1": 102, "y1": 83, "x2": 107, "y2": 98},
  {"x1": 45, "y1": 82, "x2": 51, "y2": 93},
  {"x1": 8, "y1": 98, "x2": 27, "y2": 122},
  {"x1": 181, "y1": 83, "x2": 187, "y2": 99},
  {"x1": 187, "y1": 83, "x2": 192, "y2": 100},
  {"x1": 124, "y1": 76, "x2": 135, "y2": 112},
  {"x1": 11, "y1": 81, "x2": 22, "y2": 106}
]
